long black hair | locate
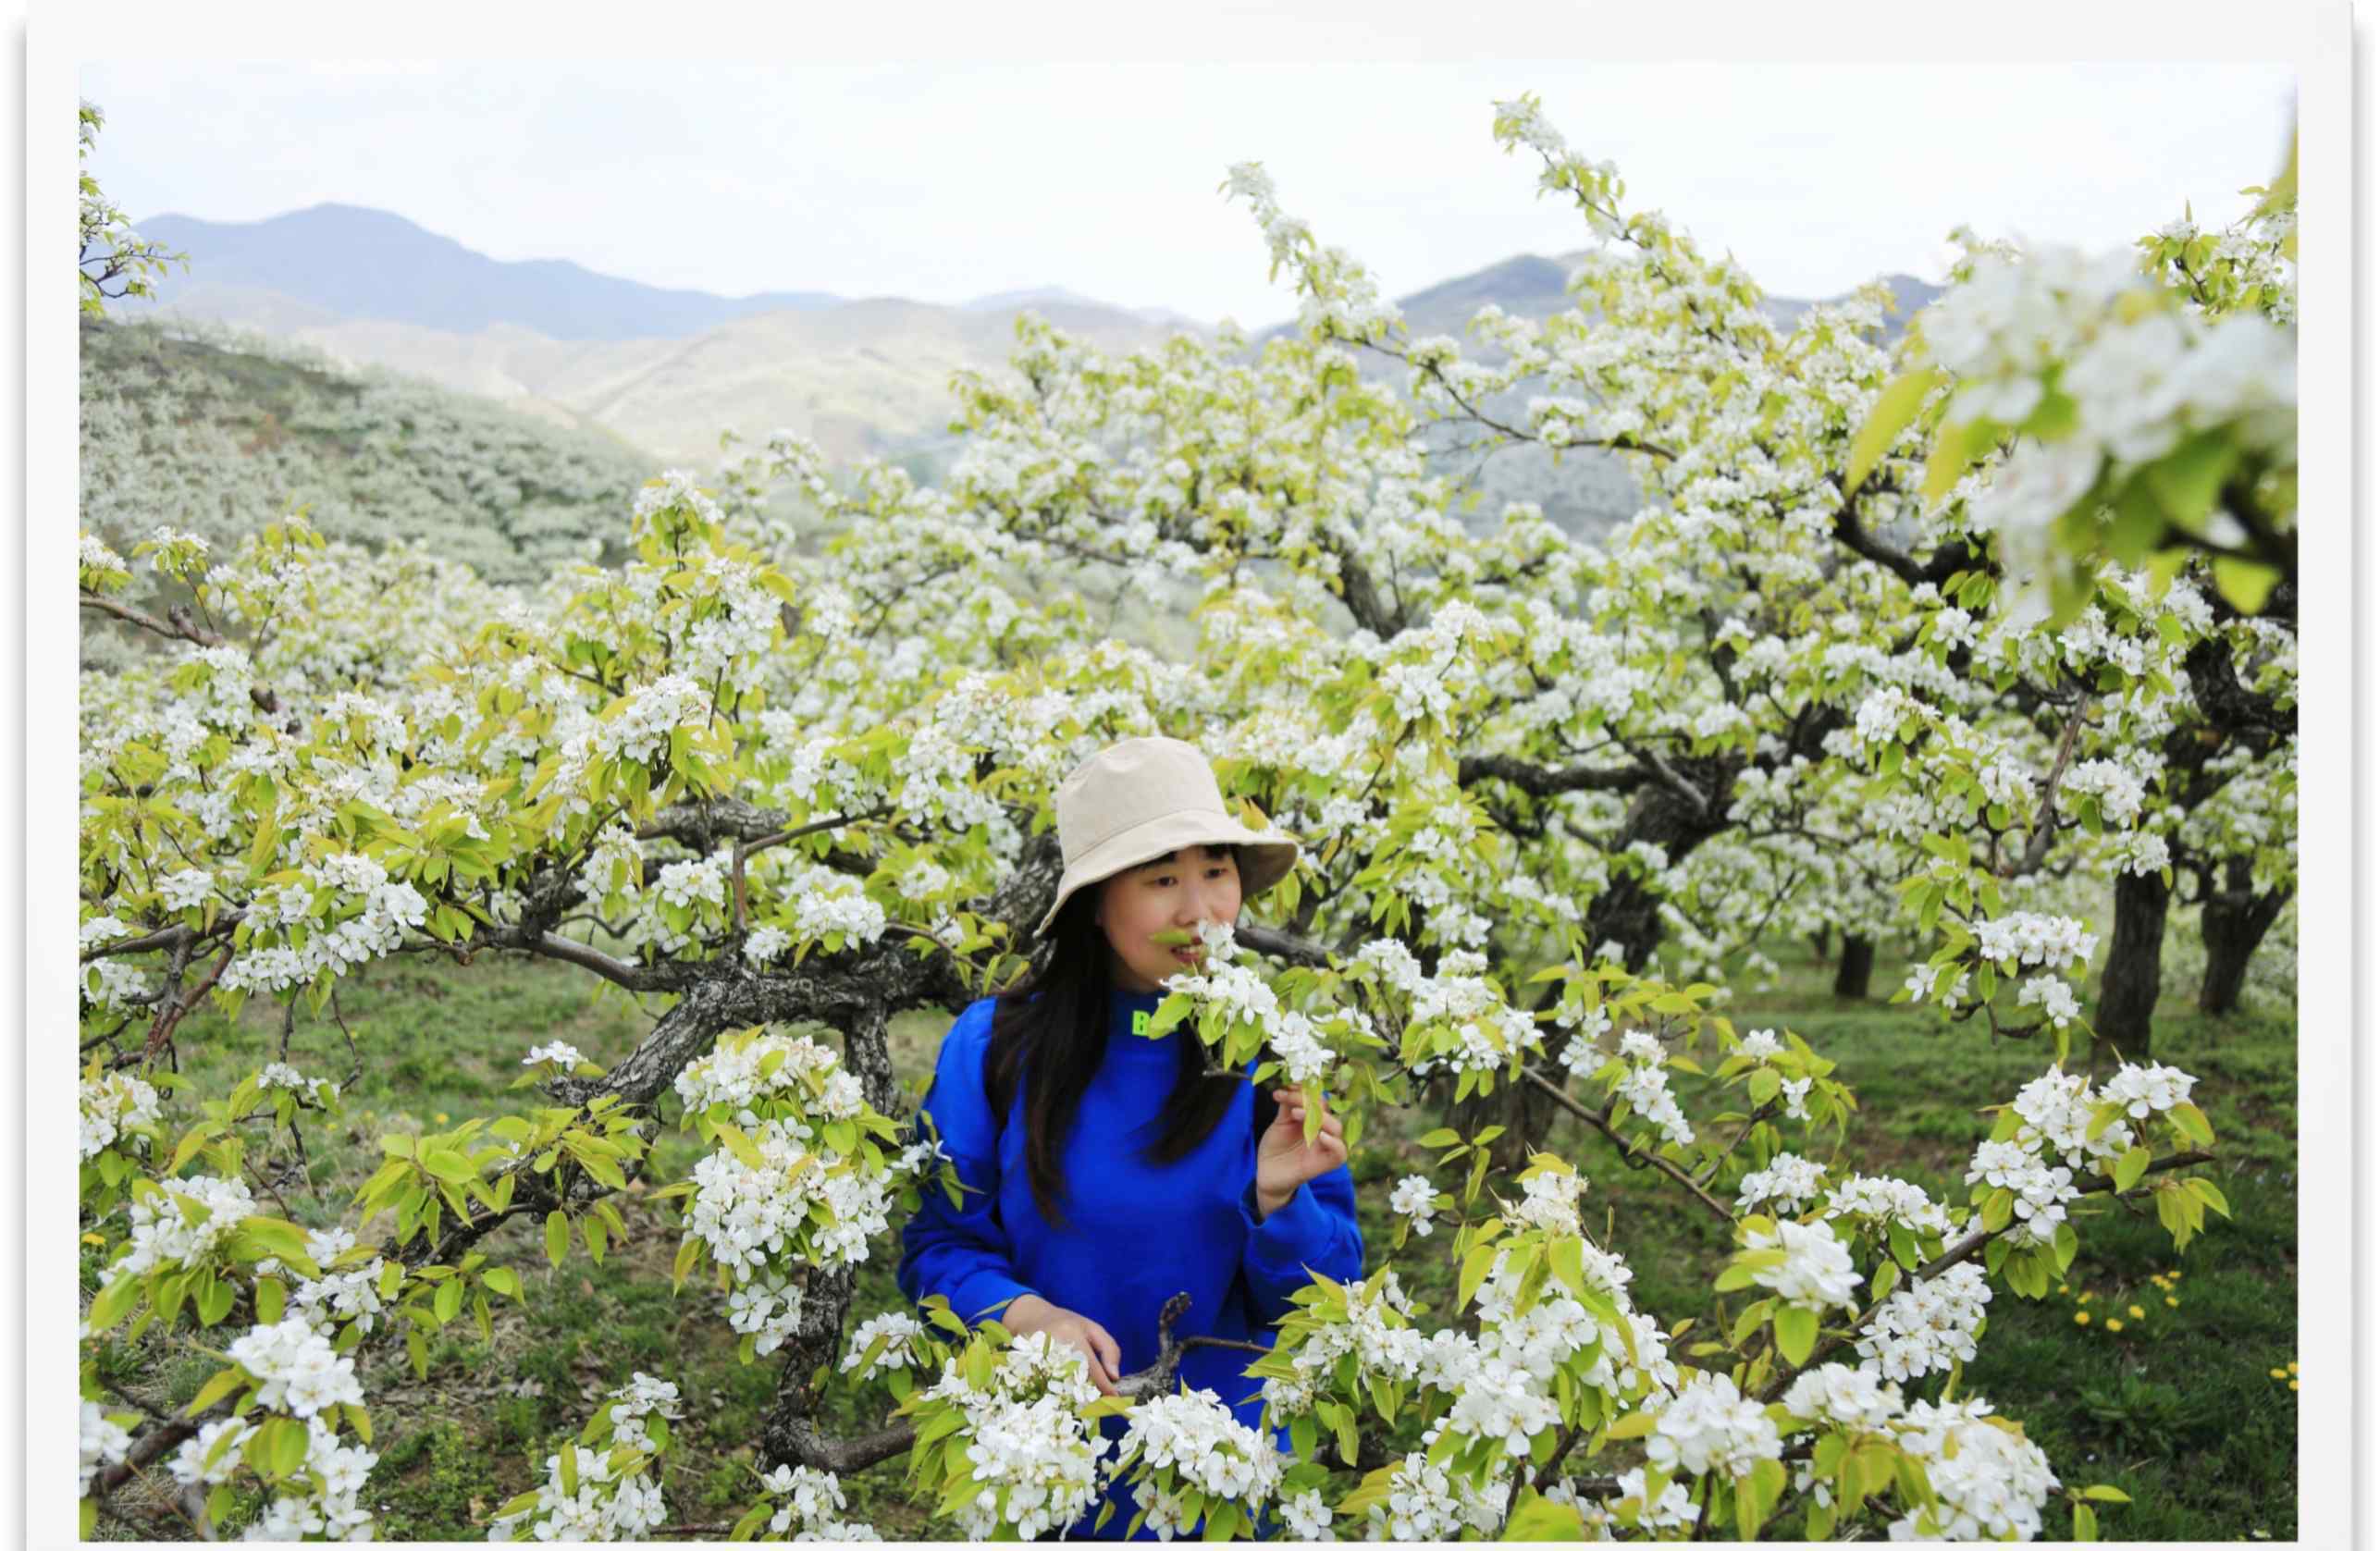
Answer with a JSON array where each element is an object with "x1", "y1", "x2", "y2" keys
[{"x1": 982, "y1": 857, "x2": 1249, "y2": 1230}]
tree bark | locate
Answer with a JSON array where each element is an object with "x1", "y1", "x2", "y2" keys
[
  {"x1": 1831, "y1": 935, "x2": 1875, "y2": 1001},
  {"x1": 2198, "y1": 858, "x2": 2290, "y2": 1016},
  {"x1": 1582, "y1": 755, "x2": 1741, "y2": 971},
  {"x1": 2095, "y1": 869, "x2": 2172, "y2": 1059}
]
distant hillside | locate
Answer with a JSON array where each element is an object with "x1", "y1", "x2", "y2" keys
[
  {"x1": 80, "y1": 315, "x2": 660, "y2": 668},
  {"x1": 136, "y1": 204, "x2": 845, "y2": 341},
  {"x1": 154, "y1": 287, "x2": 1202, "y2": 468},
  {"x1": 133, "y1": 198, "x2": 1945, "y2": 546}
]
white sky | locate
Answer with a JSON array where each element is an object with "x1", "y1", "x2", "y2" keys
[{"x1": 77, "y1": 57, "x2": 2296, "y2": 328}]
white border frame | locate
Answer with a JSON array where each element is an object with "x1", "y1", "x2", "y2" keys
[{"x1": 22, "y1": 4, "x2": 2356, "y2": 1547}]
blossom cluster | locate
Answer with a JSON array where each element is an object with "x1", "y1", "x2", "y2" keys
[
  {"x1": 2008, "y1": 1067, "x2": 2136, "y2": 1170},
  {"x1": 1113, "y1": 1388, "x2": 1284, "y2": 1539},
  {"x1": 219, "y1": 852, "x2": 431, "y2": 996},
  {"x1": 143, "y1": 1317, "x2": 382, "y2": 1538},
  {"x1": 226, "y1": 1315, "x2": 369, "y2": 1418},
  {"x1": 1607, "y1": 1025, "x2": 1695, "y2": 1148},
  {"x1": 117, "y1": 1173, "x2": 256, "y2": 1276},
  {"x1": 751, "y1": 1463, "x2": 881, "y2": 1541},
  {"x1": 1735, "y1": 1151, "x2": 1830, "y2": 1214},
  {"x1": 921, "y1": 1331, "x2": 1112, "y2": 1540},
  {"x1": 1350, "y1": 938, "x2": 1542, "y2": 1080},
  {"x1": 1740, "y1": 1219, "x2": 1863, "y2": 1314},
  {"x1": 487, "y1": 1373, "x2": 683, "y2": 1541},
  {"x1": 682, "y1": 1115, "x2": 899, "y2": 1278},
  {"x1": 79, "y1": 1068, "x2": 162, "y2": 1160},
  {"x1": 1361, "y1": 1424, "x2": 1514, "y2": 1540},
  {"x1": 1854, "y1": 1262, "x2": 1994, "y2": 1383},
  {"x1": 80, "y1": 1400, "x2": 133, "y2": 1495},
  {"x1": 1970, "y1": 912, "x2": 2098, "y2": 973},
  {"x1": 1821, "y1": 1173, "x2": 1954, "y2": 1238},
  {"x1": 1387, "y1": 1175, "x2": 1439, "y2": 1236},
  {"x1": 841, "y1": 1311, "x2": 927, "y2": 1380},
  {"x1": 1966, "y1": 1139, "x2": 2079, "y2": 1246},
  {"x1": 1644, "y1": 1369, "x2": 1783, "y2": 1480},
  {"x1": 167, "y1": 1409, "x2": 379, "y2": 1540},
  {"x1": 673, "y1": 1028, "x2": 846, "y2": 1120},
  {"x1": 1162, "y1": 922, "x2": 1346, "y2": 1087},
  {"x1": 1886, "y1": 1397, "x2": 2063, "y2": 1541}
]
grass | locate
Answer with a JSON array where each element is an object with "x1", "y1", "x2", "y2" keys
[{"x1": 88, "y1": 940, "x2": 2296, "y2": 1541}]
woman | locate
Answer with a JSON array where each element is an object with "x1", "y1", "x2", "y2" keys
[{"x1": 896, "y1": 736, "x2": 1364, "y2": 1542}]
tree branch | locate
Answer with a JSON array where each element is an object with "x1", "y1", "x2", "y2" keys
[{"x1": 1523, "y1": 1066, "x2": 1735, "y2": 1225}]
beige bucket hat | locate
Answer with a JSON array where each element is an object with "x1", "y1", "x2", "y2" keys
[{"x1": 1035, "y1": 736, "x2": 1301, "y2": 937}]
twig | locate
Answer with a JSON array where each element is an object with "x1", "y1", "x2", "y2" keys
[
  {"x1": 1758, "y1": 1148, "x2": 2219, "y2": 1399},
  {"x1": 1523, "y1": 1066, "x2": 1735, "y2": 1225}
]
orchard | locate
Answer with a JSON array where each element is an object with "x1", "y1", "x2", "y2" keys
[{"x1": 73, "y1": 92, "x2": 2296, "y2": 1541}]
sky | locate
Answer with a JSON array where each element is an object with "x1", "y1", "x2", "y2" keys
[{"x1": 76, "y1": 57, "x2": 2297, "y2": 328}]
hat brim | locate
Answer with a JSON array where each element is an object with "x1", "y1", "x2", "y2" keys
[{"x1": 1034, "y1": 808, "x2": 1301, "y2": 938}]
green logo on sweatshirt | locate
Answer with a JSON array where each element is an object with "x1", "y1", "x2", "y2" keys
[{"x1": 1131, "y1": 1009, "x2": 1152, "y2": 1037}]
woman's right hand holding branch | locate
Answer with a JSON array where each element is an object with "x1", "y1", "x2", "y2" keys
[{"x1": 999, "y1": 1293, "x2": 1123, "y2": 1396}]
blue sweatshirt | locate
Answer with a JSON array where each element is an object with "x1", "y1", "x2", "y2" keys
[{"x1": 896, "y1": 989, "x2": 1364, "y2": 1541}]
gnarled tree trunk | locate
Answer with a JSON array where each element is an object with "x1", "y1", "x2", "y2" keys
[
  {"x1": 2199, "y1": 857, "x2": 2290, "y2": 1016},
  {"x1": 1582, "y1": 755, "x2": 1742, "y2": 972},
  {"x1": 1831, "y1": 935, "x2": 1875, "y2": 1001},
  {"x1": 2094, "y1": 869, "x2": 2171, "y2": 1060}
]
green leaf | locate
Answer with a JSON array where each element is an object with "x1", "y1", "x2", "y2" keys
[
  {"x1": 269, "y1": 1415, "x2": 309, "y2": 1479},
  {"x1": 2080, "y1": 1485, "x2": 2132, "y2": 1504},
  {"x1": 1501, "y1": 1490, "x2": 1588, "y2": 1541},
  {"x1": 1773, "y1": 1303, "x2": 1819, "y2": 1367},
  {"x1": 1459, "y1": 1241, "x2": 1500, "y2": 1311},
  {"x1": 2110, "y1": 1145, "x2": 2152, "y2": 1193},
  {"x1": 1846, "y1": 366, "x2": 1944, "y2": 490},
  {"x1": 482, "y1": 1266, "x2": 523, "y2": 1299},
  {"x1": 544, "y1": 1210, "x2": 570, "y2": 1268},
  {"x1": 2212, "y1": 556, "x2": 2280, "y2": 614},
  {"x1": 2144, "y1": 428, "x2": 2240, "y2": 534},
  {"x1": 1603, "y1": 1409, "x2": 1659, "y2": 1441},
  {"x1": 181, "y1": 1366, "x2": 249, "y2": 1419},
  {"x1": 419, "y1": 1149, "x2": 475, "y2": 1184}
]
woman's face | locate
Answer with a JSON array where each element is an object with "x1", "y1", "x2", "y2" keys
[{"x1": 1094, "y1": 844, "x2": 1243, "y2": 994}]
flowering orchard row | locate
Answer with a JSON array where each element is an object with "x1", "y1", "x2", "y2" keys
[{"x1": 77, "y1": 92, "x2": 2288, "y2": 1539}]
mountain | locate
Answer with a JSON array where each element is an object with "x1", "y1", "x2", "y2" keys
[
  {"x1": 133, "y1": 200, "x2": 1944, "y2": 538},
  {"x1": 135, "y1": 204, "x2": 845, "y2": 341}
]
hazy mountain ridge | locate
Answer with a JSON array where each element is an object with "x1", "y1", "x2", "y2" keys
[
  {"x1": 139, "y1": 202, "x2": 1942, "y2": 535},
  {"x1": 138, "y1": 205, "x2": 845, "y2": 341}
]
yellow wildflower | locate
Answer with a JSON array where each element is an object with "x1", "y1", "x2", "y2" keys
[
  {"x1": 2288, "y1": 1362, "x2": 2299, "y2": 1375},
  {"x1": 2127, "y1": 1304, "x2": 2145, "y2": 1320},
  {"x1": 2165, "y1": 1297, "x2": 2179, "y2": 1307},
  {"x1": 2269, "y1": 1368, "x2": 2288, "y2": 1379},
  {"x1": 2288, "y1": 1380, "x2": 2299, "y2": 1392},
  {"x1": 2104, "y1": 1319, "x2": 2124, "y2": 1333},
  {"x1": 2075, "y1": 1311, "x2": 2091, "y2": 1325}
]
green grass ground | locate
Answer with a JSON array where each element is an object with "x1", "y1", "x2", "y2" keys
[{"x1": 90, "y1": 942, "x2": 2297, "y2": 1541}]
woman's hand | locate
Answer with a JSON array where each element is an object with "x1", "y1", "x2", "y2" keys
[
  {"x1": 1253, "y1": 1087, "x2": 1347, "y2": 1218},
  {"x1": 998, "y1": 1293, "x2": 1124, "y2": 1396}
]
